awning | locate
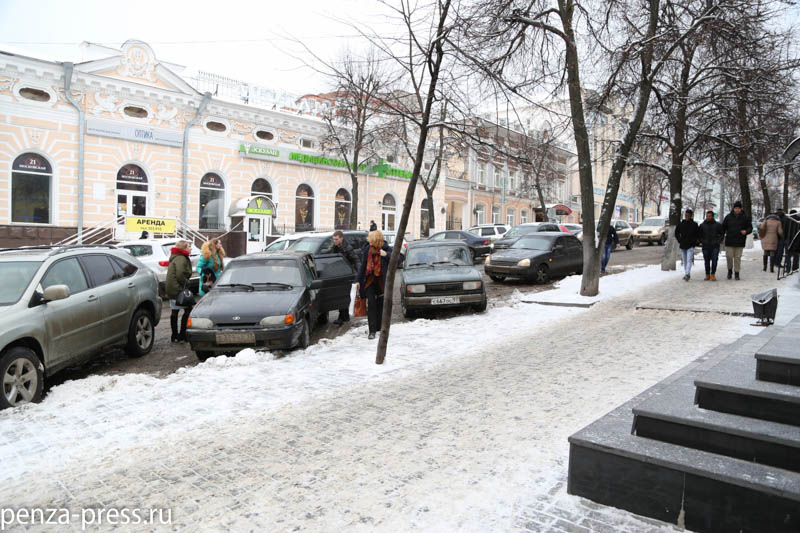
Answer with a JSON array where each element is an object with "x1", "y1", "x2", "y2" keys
[{"x1": 229, "y1": 195, "x2": 277, "y2": 217}]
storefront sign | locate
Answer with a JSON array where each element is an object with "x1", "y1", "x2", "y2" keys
[
  {"x1": 125, "y1": 216, "x2": 176, "y2": 234},
  {"x1": 593, "y1": 187, "x2": 634, "y2": 204},
  {"x1": 289, "y1": 152, "x2": 366, "y2": 170},
  {"x1": 87, "y1": 118, "x2": 183, "y2": 148},
  {"x1": 12, "y1": 153, "x2": 51, "y2": 173},
  {"x1": 239, "y1": 143, "x2": 280, "y2": 159},
  {"x1": 200, "y1": 173, "x2": 224, "y2": 189},
  {"x1": 245, "y1": 196, "x2": 275, "y2": 215}
]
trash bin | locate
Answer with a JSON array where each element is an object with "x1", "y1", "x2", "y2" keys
[{"x1": 752, "y1": 288, "x2": 778, "y2": 325}]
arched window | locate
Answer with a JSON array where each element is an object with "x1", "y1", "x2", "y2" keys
[
  {"x1": 506, "y1": 207, "x2": 515, "y2": 227},
  {"x1": 116, "y1": 164, "x2": 148, "y2": 218},
  {"x1": 12, "y1": 153, "x2": 52, "y2": 224},
  {"x1": 295, "y1": 184, "x2": 315, "y2": 231},
  {"x1": 491, "y1": 205, "x2": 501, "y2": 224},
  {"x1": 420, "y1": 198, "x2": 430, "y2": 237},
  {"x1": 474, "y1": 204, "x2": 486, "y2": 225},
  {"x1": 520, "y1": 209, "x2": 528, "y2": 224},
  {"x1": 251, "y1": 178, "x2": 272, "y2": 199},
  {"x1": 334, "y1": 188, "x2": 351, "y2": 230},
  {"x1": 381, "y1": 194, "x2": 396, "y2": 232},
  {"x1": 199, "y1": 173, "x2": 225, "y2": 230}
]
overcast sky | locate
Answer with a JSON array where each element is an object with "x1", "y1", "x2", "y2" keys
[{"x1": 0, "y1": 0, "x2": 389, "y2": 95}]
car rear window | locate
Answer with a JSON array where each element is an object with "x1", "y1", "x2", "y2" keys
[
  {"x1": 511, "y1": 236, "x2": 553, "y2": 251},
  {"x1": 0, "y1": 261, "x2": 41, "y2": 305},
  {"x1": 288, "y1": 237, "x2": 325, "y2": 253},
  {"x1": 161, "y1": 243, "x2": 201, "y2": 256},
  {"x1": 504, "y1": 225, "x2": 541, "y2": 238},
  {"x1": 121, "y1": 244, "x2": 153, "y2": 257}
]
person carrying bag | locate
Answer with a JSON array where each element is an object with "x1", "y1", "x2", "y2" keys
[
  {"x1": 355, "y1": 230, "x2": 392, "y2": 339},
  {"x1": 166, "y1": 240, "x2": 194, "y2": 342}
]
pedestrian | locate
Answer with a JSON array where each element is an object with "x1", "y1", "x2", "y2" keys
[
  {"x1": 369, "y1": 220, "x2": 378, "y2": 232},
  {"x1": 140, "y1": 230, "x2": 149, "y2": 239},
  {"x1": 600, "y1": 223, "x2": 619, "y2": 274},
  {"x1": 355, "y1": 230, "x2": 392, "y2": 339},
  {"x1": 758, "y1": 211, "x2": 783, "y2": 273},
  {"x1": 675, "y1": 209, "x2": 700, "y2": 281},
  {"x1": 197, "y1": 238, "x2": 225, "y2": 296},
  {"x1": 165, "y1": 240, "x2": 194, "y2": 342},
  {"x1": 698, "y1": 210, "x2": 724, "y2": 281},
  {"x1": 331, "y1": 230, "x2": 361, "y2": 325},
  {"x1": 721, "y1": 200, "x2": 753, "y2": 280}
]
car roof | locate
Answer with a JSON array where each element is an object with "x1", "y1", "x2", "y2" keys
[
  {"x1": 408, "y1": 240, "x2": 468, "y2": 249},
  {"x1": 235, "y1": 250, "x2": 312, "y2": 262},
  {"x1": 517, "y1": 231, "x2": 567, "y2": 239},
  {"x1": 0, "y1": 244, "x2": 123, "y2": 261}
]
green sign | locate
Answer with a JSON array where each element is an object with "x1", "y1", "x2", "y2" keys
[
  {"x1": 240, "y1": 144, "x2": 280, "y2": 158},
  {"x1": 245, "y1": 196, "x2": 275, "y2": 216},
  {"x1": 288, "y1": 152, "x2": 413, "y2": 179}
]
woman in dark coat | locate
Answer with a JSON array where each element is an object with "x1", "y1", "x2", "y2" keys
[
  {"x1": 165, "y1": 240, "x2": 193, "y2": 342},
  {"x1": 355, "y1": 230, "x2": 392, "y2": 339}
]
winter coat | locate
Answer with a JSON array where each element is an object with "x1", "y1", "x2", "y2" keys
[
  {"x1": 332, "y1": 239, "x2": 361, "y2": 273},
  {"x1": 356, "y1": 242, "x2": 392, "y2": 297},
  {"x1": 196, "y1": 250, "x2": 224, "y2": 296},
  {"x1": 165, "y1": 249, "x2": 192, "y2": 300},
  {"x1": 721, "y1": 211, "x2": 753, "y2": 247},
  {"x1": 605, "y1": 226, "x2": 619, "y2": 246},
  {"x1": 698, "y1": 220, "x2": 724, "y2": 248},
  {"x1": 758, "y1": 215, "x2": 783, "y2": 252},
  {"x1": 674, "y1": 219, "x2": 700, "y2": 250}
]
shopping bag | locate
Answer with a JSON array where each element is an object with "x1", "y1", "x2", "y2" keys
[
  {"x1": 354, "y1": 296, "x2": 367, "y2": 317},
  {"x1": 175, "y1": 281, "x2": 196, "y2": 307}
]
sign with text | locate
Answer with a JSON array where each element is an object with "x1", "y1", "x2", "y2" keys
[
  {"x1": 239, "y1": 143, "x2": 280, "y2": 160},
  {"x1": 125, "y1": 216, "x2": 176, "y2": 234},
  {"x1": 87, "y1": 118, "x2": 183, "y2": 148},
  {"x1": 245, "y1": 196, "x2": 275, "y2": 216}
]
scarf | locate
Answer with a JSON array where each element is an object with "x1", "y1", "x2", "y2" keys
[
  {"x1": 365, "y1": 245, "x2": 382, "y2": 279},
  {"x1": 170, "y1": 247, "x2": 190, "y2": 257}
]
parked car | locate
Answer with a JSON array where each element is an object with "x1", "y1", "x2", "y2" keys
[
  {"x1": 467, "y1": 224, "x2": 510, "y2": 241},
  {"x1": 633, "y1": 217, "x2": 668, "y2": 246},
  {"x1": 491, "y1": 222, "x2": 562, "y2": 251},
  {"x1": 610, "y1": 219, "x2": 635, "y2": 250},
  {"x1": 561, "y1": 223, "x2": 583, "y2": 235},
  {"x1": 383, "y1": 231, "x2": 414, "y2": 255},
  {"x1": 0, "y1": 245, "x2": 161, "y2": 408},
  {"x1": 187, "y1": 251, "x2": 344, "y2": 360},
  {"x1": 427, "y1": 230, "x2": 492, "y2": 261},
  {"x1": 485, "y1": 232, "x2": 583, "y2": 283},
  {"x1": 117, "y1": 238, "x2": 201, "y2": 297},
  {"x1": 263, "y1": 230, "x2": 325, "y2": 252},
  {"x1": 400, "y1": 241, "x2": 487, "y2": 318}
]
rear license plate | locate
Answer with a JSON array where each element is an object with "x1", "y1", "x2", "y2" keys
[
  {"x1": 216, "y1": 332, "x2": 256, "y2": 345},
  {"x1": 431, "y1": 296, "x2": 460, "y2": 305}
]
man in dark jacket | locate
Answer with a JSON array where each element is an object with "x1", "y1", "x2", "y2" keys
[
  {"x1": 698, "y1": 210, "x2": 724, "y2": 281},
  {"x1": 600, "y1": 224, "x2": 619, "y2": 274},
  {"x1": 332, "y1": 230, "x2": 361, "y2": 325},
  {"x1": 675, "y1": 209, "x2": 700, "y2": 281},
  {"x1": 721, "y1": 200, "x2": 753, "y2": 280}
]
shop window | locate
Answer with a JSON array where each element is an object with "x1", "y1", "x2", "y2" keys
[
  {"x1": 251, "y1": 178, "x2": 272, "y2": 199},
  {"x1": 206, "y1": 121, "x2": 227, "y2": 132},
  {"x1": 334, "y1": 188, "x2": 351, "y2": 230},
  {"x1": 420, "y1": 198, "x2": 430, "y2": 237},
  {"x1": 381, "y1": 194, "x2": 396, "y2": 232},
  {"x1": 255, "y1": 130, "x2": 274, "y2": 141},
  {"x1": 123, "y1": 106, "x2": 148, "y2": 118},
  {"x1": 19, "y1": 87, "x2": 51, "y2": 102},
  {"x1": 11, "y1": 153, "x2": 52, "y2": 224},
  {"x1": 199, "y1": 173, "x2": 226, "y2": 230},
  {"x1": 295, "y1": 184, "x2": 315, "y2": 232}
]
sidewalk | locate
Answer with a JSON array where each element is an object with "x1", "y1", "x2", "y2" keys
[{"x1": 1, "y1": 247, "x2": 798, "y2": 532}]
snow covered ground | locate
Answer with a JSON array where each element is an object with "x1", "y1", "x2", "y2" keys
[{"x1": 1, "y1": 246, "x2": 798, "y2": 531}]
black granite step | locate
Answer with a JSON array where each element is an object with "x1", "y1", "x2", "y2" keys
[
  {"x1": 756, "y1": 324, "x2": 800, "y2": 385},
  {"x1": 695, "y1": 349, "x2": 800, "y2": 427}
]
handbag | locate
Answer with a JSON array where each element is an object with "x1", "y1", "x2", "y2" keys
[
  {"x1": 175, "y1": 280, "x2": 196, "y2": 307},
  {"x1": 354, "y1": 296, "x2": 367, "y2": 318}
]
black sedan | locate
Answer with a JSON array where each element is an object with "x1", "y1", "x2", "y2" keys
[
  {"x1": 427, "y1": 230, "x2": 491, "y2": 261},
  {"x1": 485, "y1": 232, "x2": 583, "y2": 283},
  {"x1": 186, "y1": 251, "x2": 350, "y2": 360},
  {"x1": 400, "y1": 241, "x2": 487, "y2": 318},
  {"x1": 491, "y1": 222, "x2": 562, "y2": 251}
]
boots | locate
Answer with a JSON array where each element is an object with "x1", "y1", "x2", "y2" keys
[
  {"x1": 179, "y1": 310, "x2": 190, "y2": 342},
  {"x1": 727, "y1": 270, "x2": 733, "y2": 280},
  {"x1": 704, "y1": 274, "x2": 710, "y2": 281},
  {"x1": 711, "y1": 274, "x2": 717, "y2": 281},
  {"x1": 735, "y1": 272, "x2": 740, "y2": 280},
  {"x1": 763, "y1": 255, "x2": 768, "y2": 272},
  {"x1": 170, "y1": 311, "x2": 179, "y2": 343}
]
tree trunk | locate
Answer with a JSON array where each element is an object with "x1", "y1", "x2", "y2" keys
[
  {"x1": 757, "y1": 161, "x2": 771, "y2": 216},
  {"x1": 736, "y1": 94, "x2": 752, "y2": 217},
  {"x1": 350, "y1": 172, "x2": 359, "y2": 229},
  {"x1": 784, "y1": 164, "x2": 790, "y2": 212},
  {"x1": 426, "y1": 190, "x2": 435, "y2": 236}
]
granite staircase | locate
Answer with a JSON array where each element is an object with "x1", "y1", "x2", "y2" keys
[{"x1": 568, "y1": 319, "x2": 800, "y2": 532}]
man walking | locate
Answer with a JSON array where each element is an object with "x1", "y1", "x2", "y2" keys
[
  {"x1": 721, "y1": 200, "x2": 753, "y2": 280},
  {"x1": 331, "y1": 230, "x2": 361, "y2": 325},
  {"x1": 675, "y1": 209, "x2": 699, "y2": 281},
  {"x1": 698, "y1": 210, "x2": 724, "y2": 281},
  {"x1": 600, "y1": 223, "x2": 619, "y2": 274}
]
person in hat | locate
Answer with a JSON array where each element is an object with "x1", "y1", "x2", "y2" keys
[
  {"x1": 369, "y1": 220, "x2": 378, "y2": 232},
  {"x1": 140, "y1": 230, "x2": 149, "y2": 239},
  {"x1": 758, "y1": 210, "x2": 783, "y2": 273},
  {"x1": 698, "y1": 210, "x2": 724, "y2": 280},
  {"x1": 675, "y1": 209, "x2": 700, "y2": 281},
  {"x1": 721, "y1": 200, "x2": 753, "y2": 280}
]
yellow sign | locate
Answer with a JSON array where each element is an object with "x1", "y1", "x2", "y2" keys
[{"x1": 125, "y1": 216, "x2": 176, "y2": 234}]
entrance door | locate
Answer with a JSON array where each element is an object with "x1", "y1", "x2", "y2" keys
[
  {"x1": 246, "y1": 216, "x2": 272, "y2": 254},
  {"x1": 117, "y1": 192, "x2": 147, "y2": 217}
]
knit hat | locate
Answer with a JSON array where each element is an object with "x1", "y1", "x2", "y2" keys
[{"x1": 733, "y1": 201, "x2": 743, "y2": 208}]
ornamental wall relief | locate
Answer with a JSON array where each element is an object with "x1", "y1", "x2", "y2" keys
[
  {"x1": 155, "y1": 104, "x2": 179, "y2": 127},
  {"x1": 92, "y1": 93, "x2": 119, "y2": 116},
  {"x1": 117, "y1": 44, "x2": 156, "y2": 82}
]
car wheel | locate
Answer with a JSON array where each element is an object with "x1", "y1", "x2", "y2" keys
[
  {"x1": 534, "y1": 264, "x2": 549, "y2": 284},
  {"x1": 472, "y1": 296, "x2": 487, "y2": 312},
  {"x1": 626, "y1": 239, "x2": 633, "y2": 250},
  {"x1": 659, "y1": 234, "x2": 666, "y2": 246},
  {"x1": 401, "y1": 299, "x2": 416, "y2": 319},
  {"x1": 317, "y1": 312, "x2": 329, "y2": 326},
  {"x1": 195, "y1": 351, "x2": 214, "y2": 362},
  {"x1": 489, "y1": 274, "x2": 506, "y2": 282},
  {"x1": 127, "y1": 308, "x2": 155, "y2": 357},
  {"x1": 297, "y1": 318, "x2": 311, "y2": 350},
  {"x1": 648, "y1": 241, "x2": 653, "y2": 246},
  {"x1": 0, "y1": 347, "x2": 43, "y2": 409}
]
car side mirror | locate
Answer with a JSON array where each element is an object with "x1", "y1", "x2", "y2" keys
[
  {"x1": 310, "y1": 279, "x2": 324, "y2": 290},
  {"x1": 43, "y1": 284, "x2": 70, "y2": 302}
]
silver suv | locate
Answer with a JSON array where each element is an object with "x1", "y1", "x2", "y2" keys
[{"x1": 0, "y1": 245, "x2": 162, "y2": 409}]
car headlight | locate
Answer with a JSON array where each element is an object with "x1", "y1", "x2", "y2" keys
[
  {"x1": 260, "y1": 314, "x2": 294, "y2": 326},
  {"x1": 485, "y1": 255, "x2": 491, "y2": 264},
  {"x1": 463, "y1": 281, "x2": 482, "y2": 290},
  {"x1": 407, "y1": 284, "x2": 426, "y2": 294},
  {"x1": 189, "y1": 317, "x2": 213, "y2": 329},
  {"x1": 517, "y1": 258, "x2": 531, "y2": 267}
]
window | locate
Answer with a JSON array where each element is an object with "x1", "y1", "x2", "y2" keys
[
  {"x1": 206, "y1": 121, "x2": 227, "y2": 132},
  {"x1": 493, "y1": 167, "x2": 502, "y2": 189},
  {"x1": 387, "y1": 155, "x2": 395, "y2": 164},
  {"x1": 381, "y1": 194, "x2": 396, "y2": 232},
  {"x1": 251, "y1": 178, "x2": 273, "y2": 199},
  {"x1": 12, "y1": 153, "x2": 52, "y2": 224},
  {"x1": 520, "y1": 209, "x2": 528, "y2": 224},
  {"x1": 335, "y1": 189, "x2": 351, "y2": 230},
  {"x1": 295, "y1": 184, "x2": 315, "y2": 232},
  {"x1": 19, "y1": 88, "x2": 51, "y2": 102},
  {"x1": 255, "y1": 130, "x2": 274, "y2": 141},
  {"x1": 506, "y1": 208, "x2": 515, "y2": 226},
  {"x1": 41, "y1": 258, "x2": 88, "y2": 295},
  {"x1": 477, "y1": 162, "x2": 486, "y2": 186},
  {"x1": 116, "y1": 164, "x2": 148, "y2": 218},
  {"x1": 111, "y1": 257, "x2": 138, "y2": 278},
  {"x1": 420, "y1": 198, "x2": 430, "y2": 237},
  {"x1": 199, "y1": 173, "x2": 226, "y2": 230},
  {"x1": 123, "y1": 106, "x2": 148, "y2": 119},
  {"x1": 508, "y1": 170, "x2": 516, "y2": 192},
  {"x1": 121, "y1": 244, "x2": 153, "y2": 257},
  {"x1": 492, "y1": 205, "x2": 501, "y2": 224},
  {"x1": 80, "y1": 255, "x2": 118, "y2": 286},
  {"x1": 480, "y1": 228, "x2": 494, "y2": 237},
  {"x1": 475, "y1": 204, "x2": 486, "y2": 225},
  {"x1": 300, "y1": 138, "x2": 314, "y2": 149}
]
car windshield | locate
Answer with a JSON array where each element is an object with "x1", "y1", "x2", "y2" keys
[
  {"x1": 640, "y1": 218, "x2": 664, "y2": 227},
  {"x1": 406, "y1": 245, "x2": 471, "y2": 267},
  {"x1": 511, "y1": 236, "x2": 553, "y2": 251},
  {"x1": 216, "y1": 259, "x2": 303, "y2": 288},
  {"x1": 0, "y1": 261, "x2": 41, "y2": 305},
  {"x1": 265, "y1": 239, "x2": 290, "y2": 251},
  {"x1": 161, "y1": 243, "x2": 201, "y2": 256},
  {"x1": 504, "y1": 225, "x2": 540, "y2": 239},
  {"x1": 288, "y1": 237, "x2": 326, "y2": 253}
]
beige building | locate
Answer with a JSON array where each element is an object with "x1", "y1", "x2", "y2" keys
[{"x1": 0, "y1": 40, "x2": 442, "y2": 252}]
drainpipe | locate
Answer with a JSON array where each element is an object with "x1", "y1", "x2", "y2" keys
[
  {"x1": 63, "y1": 63, "x2": 85, "y2": 243},
  {"x1": 181, "y1": 92, "x2": 212, "y2": 235}
]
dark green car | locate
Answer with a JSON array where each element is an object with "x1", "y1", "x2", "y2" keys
[{"x1": 400, "y1": 241, "x2": 487, "y2": 319}]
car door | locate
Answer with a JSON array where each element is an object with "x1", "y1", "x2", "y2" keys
[
  {"x1": 80, "y1": 254, "x2": 135, "y2": 345},
  {"x1": 39, "y1": 257, "x2": 103, "y2": 368},
  {"x1": 313, "y1": 238, "x2": 357, "y2": 314},
  {"x1": 566, "y1": 236, "x2": 583, "y2": 273},
  {"x1": 429, "y1": 232, "x2": 447, "y2": 241},
  {"x1": 300, "y1": 256, "x2": 320, "y2": 325},
  {"x1": 615, "y1": 221, "x2": 631, "y2": 245},
  {"x1": 551, "y1": 237, "x2": 569, "y2": 275}
]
